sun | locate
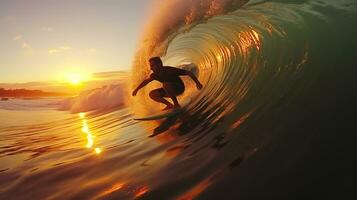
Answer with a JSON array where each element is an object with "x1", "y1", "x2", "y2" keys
[
  {"x1": 70, "y1": 78, "x2": 81, "y2": 85},
  {"x1": 68, "y1": 74, "x2": 82, "y2": 85},
  {"x1": 66, "y1": 73, "x2": 90, "y2": 86}
]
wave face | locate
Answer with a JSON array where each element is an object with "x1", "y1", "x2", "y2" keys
[{"x1": 131, "y1": 0, "x2": 357, "y2": 198}]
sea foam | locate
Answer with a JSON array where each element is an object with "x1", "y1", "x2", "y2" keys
[{"x1": 59, "y1": 84, "x2": 128, "y2": 113}]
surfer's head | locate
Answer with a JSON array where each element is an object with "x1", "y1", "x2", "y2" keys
[{"x1": 149, "y1": 57, "x2": 163, "y2": 72}]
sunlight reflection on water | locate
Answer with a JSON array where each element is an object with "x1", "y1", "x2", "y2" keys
[{"x1": 79, "y1": 112, "x2": 101, "y2": 154}]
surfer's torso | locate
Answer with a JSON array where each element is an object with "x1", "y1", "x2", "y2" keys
[
  {"x1": 150, "y1": 66, "x2": 186, "y2": 94},
  {"x1": 150, "y1": 66, "x2": 185, "y2": 85}
]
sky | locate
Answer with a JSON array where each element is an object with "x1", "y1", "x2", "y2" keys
[{"x1": 0, "y1": 0, "x2": 152, "y2": 83}]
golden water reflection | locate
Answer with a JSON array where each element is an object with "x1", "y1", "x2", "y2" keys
[
  {"x1": 97, "y1": 182, "x2": 125, "y2": 198},
  {"x1": 135, "y1": 186, "x2": 149, "y2": 198},
  {"x1": 79, "y1": 112, "x2": 101, "y2": 155}
]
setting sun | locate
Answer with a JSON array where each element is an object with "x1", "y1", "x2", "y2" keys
[
  {"x1": 70, "y1": 79, "x2": 80, "y2": 85},
  {"x1": 66, "y1": 73, "x2": 91, "y2": 85}
]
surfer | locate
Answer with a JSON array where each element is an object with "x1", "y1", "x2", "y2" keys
[{"x1": 132, "y1": 57, "x2": 203, "y2": 110}]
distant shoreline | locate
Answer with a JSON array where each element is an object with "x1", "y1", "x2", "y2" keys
[{"x1": 0, "y1": 88, "x2": 70, "y2": 98}]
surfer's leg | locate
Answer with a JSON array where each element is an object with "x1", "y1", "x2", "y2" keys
[
  {"x1": 163, "y1": 83, "x2": 182, "y2": 109},
  {"x1": 149, "y1": 88, "x2": 173, "y2": 110}
]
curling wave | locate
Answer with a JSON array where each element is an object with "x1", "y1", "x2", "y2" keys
[{"x1": 131, "y1": 0, "x2": 357, "y2": 198}]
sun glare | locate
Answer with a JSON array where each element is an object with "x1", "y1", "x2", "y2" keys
[
  {"x1": 66, "y1": 73, "x2": 90, "y2": 85},
  {"x1": 71, "y1": 78, "x2": 81, "y2": 85}
]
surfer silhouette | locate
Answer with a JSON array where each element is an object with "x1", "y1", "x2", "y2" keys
[{"x1": 132, "y1": 57, "x2": 203, "y2": 110}]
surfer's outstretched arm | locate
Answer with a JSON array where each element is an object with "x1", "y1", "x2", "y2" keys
[
  {"x1": 169, "y1": 67, "x2": 203, "y2": 89},
  {"x1": 184, "y1": 71, "x2": 203, "y2": 89},
  {"x1": 132, "y1": 77, "x2": 154, "y2": 96}
]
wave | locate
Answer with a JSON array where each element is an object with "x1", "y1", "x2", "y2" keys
[
  {"x1": 130, "y1": 0, "x2": 357, "y2": 198},
  {"x1": 132, "y1": 0, "x2": 249, "y2": 85},
  {"x1": 59, "y1": 84, "x2": 128, "y2": 113},
  {"x1": 133, "y1": 0, "x2": 357, "y2": 127}
]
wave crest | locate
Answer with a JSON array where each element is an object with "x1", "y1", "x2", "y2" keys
[{"x1": 59, "y1": 84, "x2": 128, "y2": 113}]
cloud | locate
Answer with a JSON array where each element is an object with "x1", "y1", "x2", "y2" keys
[
  {"x1": 12, "y1": 34, "x2": 34, "y2": 55},
  {"x1": 0, "y1": 81, "x2": 57, "y2": 89},
  {"x1": 48, "y1": 47, "x2": 97, "y2": 55},
  {"x1": 92, "y1": 71, "x2": 129, "y2": 79},
  {"x1": 21, "y1": 42, "x2": 34, "y2": 56},
  {"x1": 42, "y1": 27, "x2": 54, "y2": 32},
  {"x1": 21, "y1": 42, "x2": 33, "y2": 52},
  {"x1": 22, "y1": 42, "x2": 30, "y2": 49},
  {"x1": 13, "y1": 35, "x2": 22, "y2": 41},
  {"x1": 48, "y1": 49, "x2": 59, "y2": 54},
  {"x1": 48, "y1": 46, "x2": 72, "y2": 54}
]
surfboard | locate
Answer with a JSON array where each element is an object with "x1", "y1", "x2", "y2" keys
[{"x1": 134, "y1": 98, "x2": 191, "y2": 121}]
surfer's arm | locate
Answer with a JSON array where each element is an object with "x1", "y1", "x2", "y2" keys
[
  {"x1": 132, "y1": 77, "x2": 154, "y2": 96},
  {"x1": 169, "y1": 67, "x2": 203, "y2": 89},
  {"x1": 181, "y1": 70, "x2": 203, "y2": 90}
]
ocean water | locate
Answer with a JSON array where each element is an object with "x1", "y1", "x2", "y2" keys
[{"x1": 1, "y1": 0, "x2": 357, "y2": 199}]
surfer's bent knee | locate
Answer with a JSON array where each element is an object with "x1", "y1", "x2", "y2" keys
[
  {"x1": 163, "y1": 82, "x2": 184, "y2": 95},
  {"x1": 149, "y1": 90, "x2": 159, "y2": 98}
]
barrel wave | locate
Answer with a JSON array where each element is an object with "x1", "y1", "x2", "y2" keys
[
  {"x1": 132, "y1": 0, "x2": 357, "y2": 198},
  {"x1": 1, "y1": 0, "x2": 356, "y2": 199}
]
